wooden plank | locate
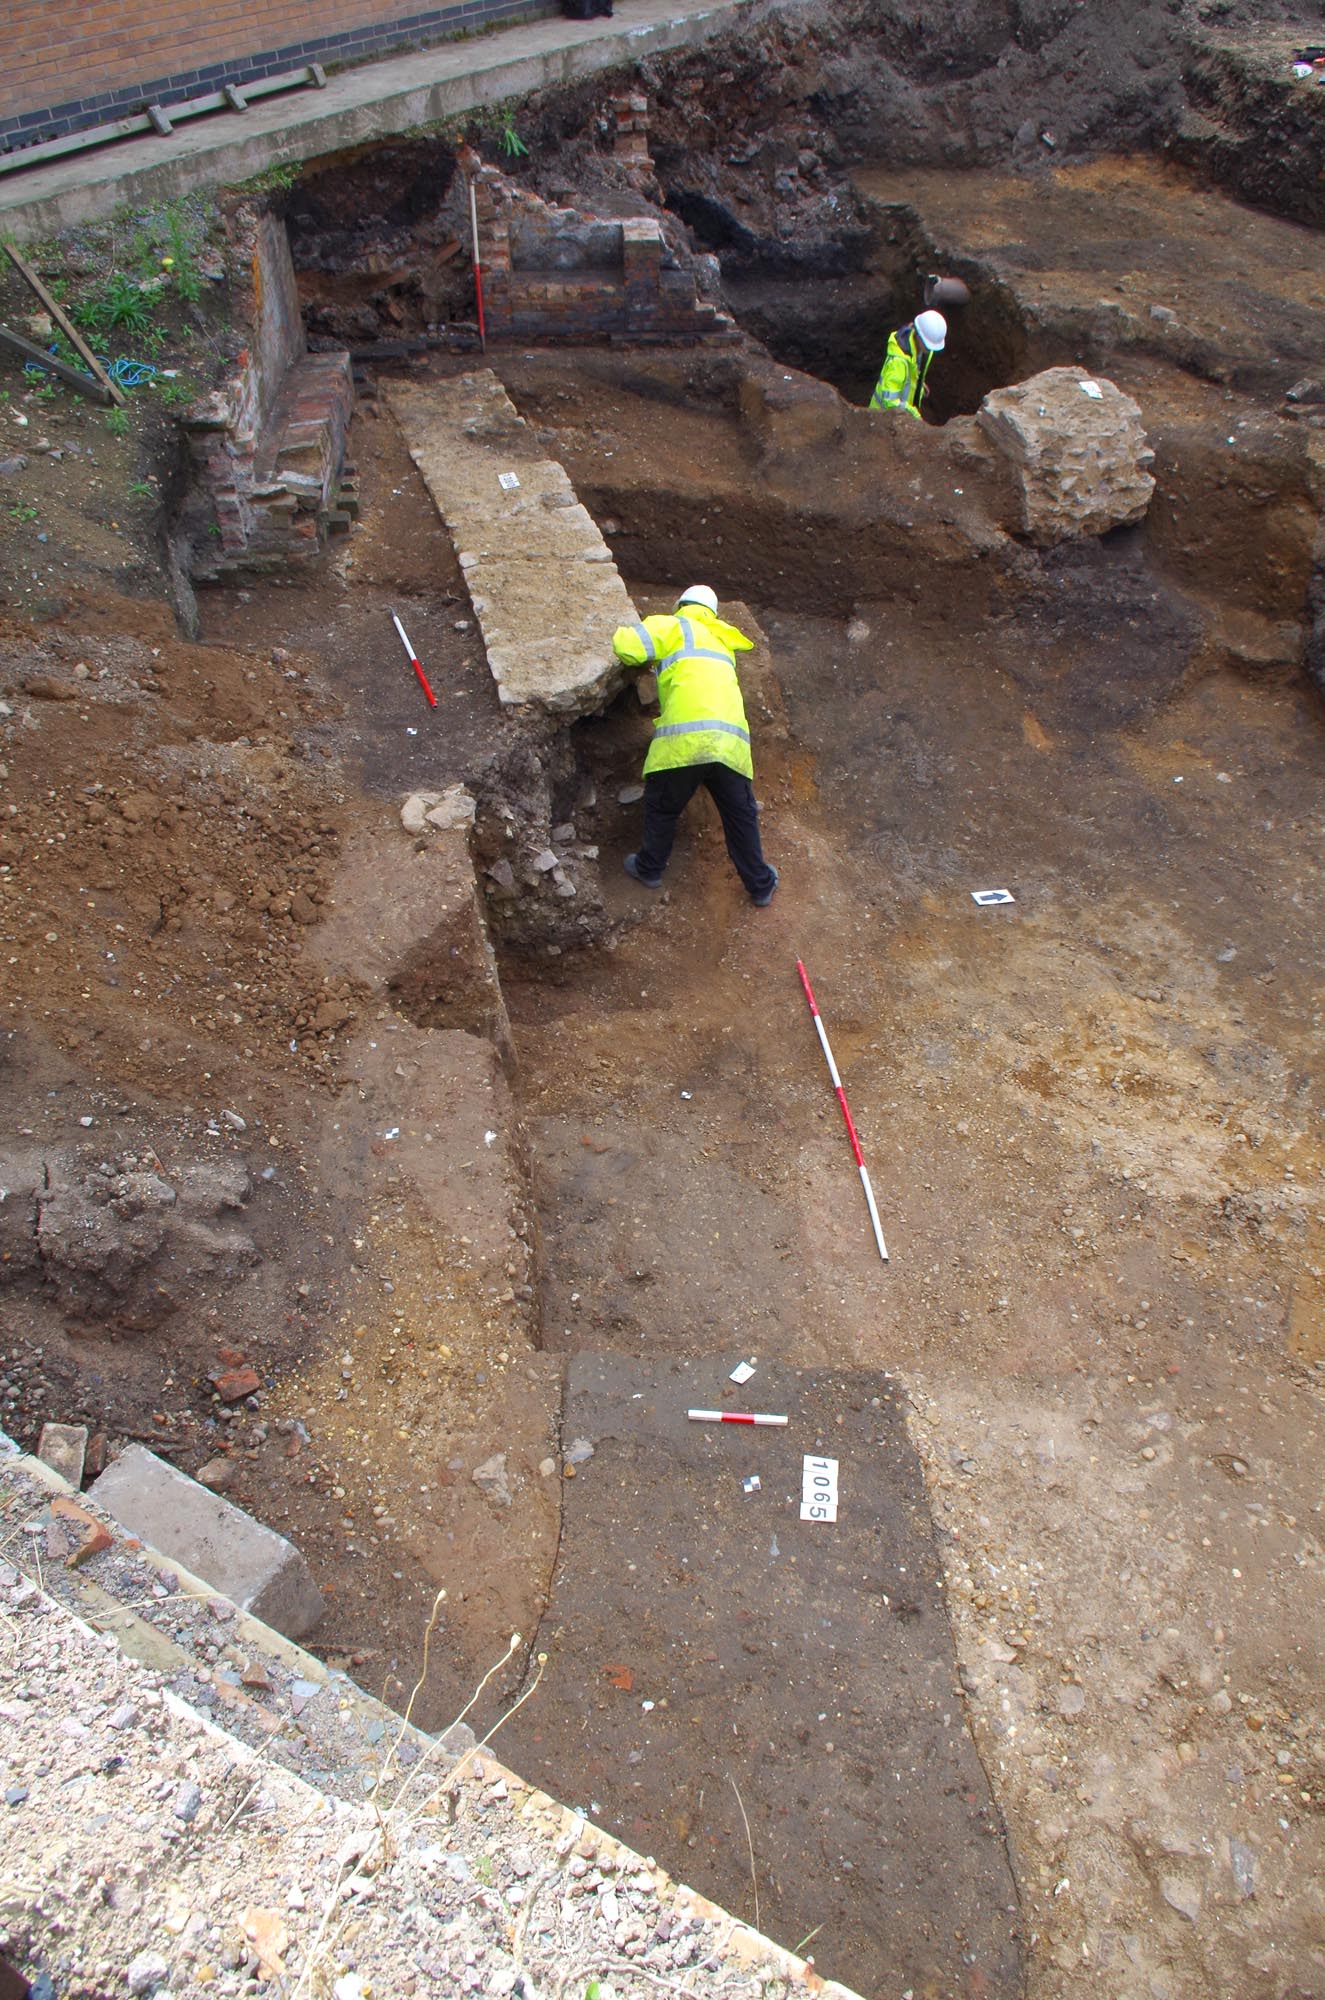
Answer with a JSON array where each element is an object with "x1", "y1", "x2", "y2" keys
[
  {"x1": 0, "y1": 63, "x2": 324, "y2": 181},
  {"x1": 1, "y1": 241, "x2": 126, "y2": 407},
  {"x1": 150, "y1": 73, "x2": 320, "y2": 128},
  {"x1": 153, "y1": 90, "x2": 229, "y2": 128},
  {"x1": 228, "y1": 66, "x2": 325, "y2": 102},
  {"x1": 0, "y1": 112, "x2": 151, "y2": 176},
  {"x1": 165, "y1": 67, "x2": 322, "y2": 116},
  {"x1": 0, "y1": 323, "x2": 113, "y2": 405}
]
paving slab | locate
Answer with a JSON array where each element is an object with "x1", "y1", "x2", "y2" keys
[
  {"x1": 388, "y1": 372, "x2": 635, "y2": 713},
  {"x1": 89, "y1": 1444, "x2": 324, "y2": 1639},
  {"x1": 504, "y1": 1352, "x2": 1022, "y2": 2000}
]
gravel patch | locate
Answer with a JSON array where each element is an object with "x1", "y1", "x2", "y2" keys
[{"x1": 0, "y1": 1456, "x2": 856, "y2": 2000}]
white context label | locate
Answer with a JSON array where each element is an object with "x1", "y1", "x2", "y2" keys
[
  {"x1": 800, "y1": 1454, "x2": 838, "y2": 1523},
  {"x1": 498, "y1": 471, "x2": 521, "y2": 490}
]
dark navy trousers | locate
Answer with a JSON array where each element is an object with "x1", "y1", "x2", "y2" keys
[{"x1": 637, "y1": 763, "x2": 776, "y2": 898}]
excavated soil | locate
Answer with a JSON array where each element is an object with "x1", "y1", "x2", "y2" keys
[{"x1": 3, "y1": 86, "x2": 1325, "y2": 2000}]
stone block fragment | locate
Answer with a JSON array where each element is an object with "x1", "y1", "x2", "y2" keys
[
  {"x1": 401, "y1": 790, "x2": 441, "y2": 834},
  {"x1": 472, "y1": 1452, "x2": 512, "y2": 1508},
  {"x1": 977, "y1": 366, "x2": 1155, "y2": 545},
  {"x1": 36, "y1": 1423, "x2": 87, "y2": 1487},
  {"x1": 424, "y1": 786, "x2": 477, "y2": 832},
  {"x1": 89, "y1": 1444, "x2": 323, "y2": 1638}
]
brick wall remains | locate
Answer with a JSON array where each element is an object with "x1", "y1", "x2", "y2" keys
[
  {"x1": 183, "y1": 198, "x2": 355, "y2": 579},
  {"x1": 465, "y1": 125, "x2": 738, "y2": 347}
]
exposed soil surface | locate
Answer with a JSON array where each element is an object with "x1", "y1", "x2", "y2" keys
[
  {"x1": 4, "y1": 40, "x2": 1325, "y2": 2000},
  {"x1": 504, "y1": 1355, "x2": 1023, "y2": 2000},
  {"x1": 0, "y1": 399, "x2": 565, "y2": 1720}
]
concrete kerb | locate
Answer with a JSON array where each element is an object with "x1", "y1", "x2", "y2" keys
[
  {"x1": 2, "y1": 1447, "x2": 446, "y2": 1782},
  {"x1": 0, "y1": 0, "x2": 756, "y2": 241},
  {"x1": 88, "y1": 1441, "x2": 325, "y2": 1639}
]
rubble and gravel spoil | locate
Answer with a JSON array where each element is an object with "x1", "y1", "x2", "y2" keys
[{"x1": 0, "y1": 1454, "x2": 850, "y2": 2000}]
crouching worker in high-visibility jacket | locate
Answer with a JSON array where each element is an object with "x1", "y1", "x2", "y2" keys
[
  {"x1": 869, "y1": 308, "x2": 947, "y2": 419},
  {"x1": 611, "y1": 585, "x2": 779, "y2": 907}
]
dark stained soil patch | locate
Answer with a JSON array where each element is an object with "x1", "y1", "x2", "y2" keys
[{"x1": 506, "y1": 1353, "x2": 1023, "y2": 2000}]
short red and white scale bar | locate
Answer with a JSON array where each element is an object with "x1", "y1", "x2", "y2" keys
[
  {"x1": 687, "y1": 1410, "x2": 788, "y2": 1426},
  {"x1": 796, "y1": 958, "x2": 889, "y2": 1262}
]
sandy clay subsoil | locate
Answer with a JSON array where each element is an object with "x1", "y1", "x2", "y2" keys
[{"x1": 2, "y1": 140, "x2": 1325, "y2": 2000}]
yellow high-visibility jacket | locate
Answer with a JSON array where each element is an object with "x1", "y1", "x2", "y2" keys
[
  {"x1": 612, "y1": 606, "x2": 756, "y2": 779},
  {"x1": 869, "y1": 323, "x2": 933, "y2": 418}
]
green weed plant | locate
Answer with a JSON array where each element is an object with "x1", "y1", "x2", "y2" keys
[{"x1": 74, "y1": 272, "x2": 155, "y2": 340}]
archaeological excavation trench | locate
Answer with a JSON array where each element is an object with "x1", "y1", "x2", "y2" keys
[
  {"x1": 3, "y1": 5, "x2": 1325, "y2": 1996},
  {"x1": 204, "y1": 144, "x2": 1325, "y2": 1998}
]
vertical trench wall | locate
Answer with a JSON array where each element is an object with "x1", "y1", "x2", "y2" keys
[{"x1": 184, "y1": 199, "x2": 356, "y2": 579}]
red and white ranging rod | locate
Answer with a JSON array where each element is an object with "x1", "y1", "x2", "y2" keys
[
  {"x1": 796, "y1": 958, "x2": 889, "y2": 1263},
  {"x1": 468, "y1": 175, "x2": 487, "y2": 352},
  {"x1": 391, "y1": 612, "x2": 437, "y2": 708}
]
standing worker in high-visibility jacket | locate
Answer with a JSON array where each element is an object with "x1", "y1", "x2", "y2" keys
[
  {"x1": 612, "y1": 585, "x2": 779, "y2": 906},
  {"x1": 869, "y1": 308, "x2": 947, "y2": 419}
]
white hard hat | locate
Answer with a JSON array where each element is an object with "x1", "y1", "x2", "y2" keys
[
  {"x1": 676, "y1": 584, "x2": 718, "y2": 614},
  {"x1": 915, "y1": 309, "x2": 948, "y2": 351}
]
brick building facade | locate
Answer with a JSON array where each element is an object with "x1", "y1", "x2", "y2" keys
[{"x1": 2, "y1": 0, "x2": 549, "y2": 155}]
